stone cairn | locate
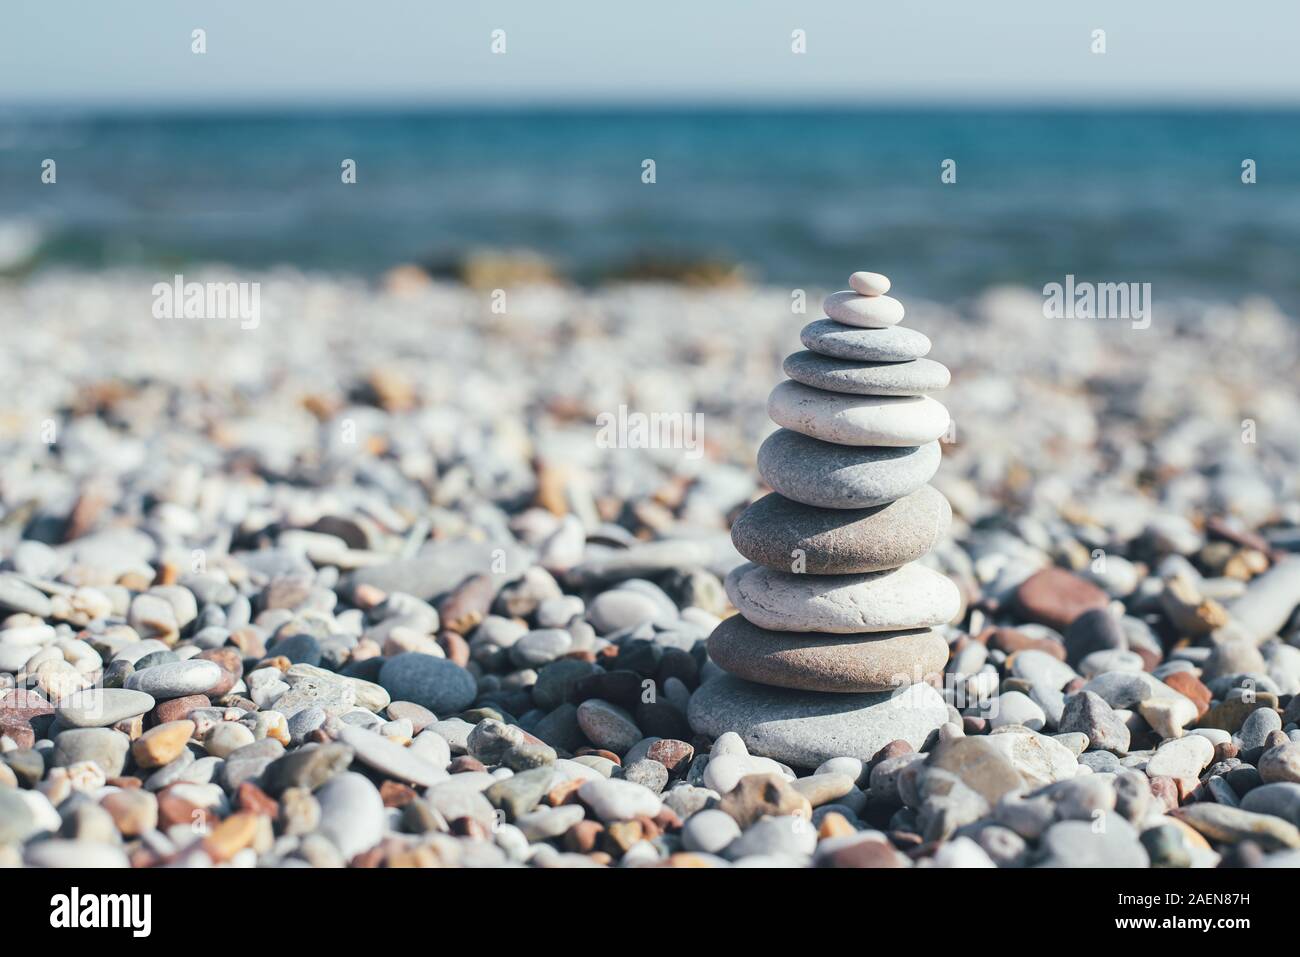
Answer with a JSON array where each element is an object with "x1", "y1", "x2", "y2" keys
[{"x1": 691, "y1": 271, "x2": 959, "y2": 765}]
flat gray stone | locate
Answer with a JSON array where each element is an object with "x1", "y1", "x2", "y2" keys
[
  {"x1": 724, "y1": 561, "x2": 959, "y2": 633},
  {"x1": 342, "y1": 539, "x2": 531, "y2": 602},
  {"x1": 800, "y1": 319, "x2": 931, "y2": 362},
  {"x1": 757, "y1": 430, "x2": 941, "y2": 510},
  {"x1": 55, "y1": 688, "x2": 155, "y2": 728},
  {"x1": 688, "y1": 673, "x2": 948, "y2": 767},
  {"x1": 783, "y1": 351, "x2": 950, "y2": 396},
  {"x1": 730, "y1": 487, "x2": 951, "y2": 575},
  {"x1": 125, "y1": 659, "x2": 223, "y2": 699},
  {"x1": 767, "y1": 381, "x2": 950, "y2": 446},
  {"x1": 338, "y1": 724, "x2": 446, "y2": 787},
  {"x1": 52, "y1": 728, "x2": 131, "y2": 776},
  {"x1": 707, "y1": 616, "x2": 947, "y2": 693}
]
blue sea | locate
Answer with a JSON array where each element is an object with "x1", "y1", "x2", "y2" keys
[{"x1": 2, "y1": 107, "x2": 1299, "y2": 304}]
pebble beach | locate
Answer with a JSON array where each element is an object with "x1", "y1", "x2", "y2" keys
[{"x1": 3, "y1": 266, "x2": 1300, "y2": 869}]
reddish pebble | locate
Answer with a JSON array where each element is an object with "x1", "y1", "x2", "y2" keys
[
  {"x1": 448, "y1": 756, "x2": 486, "y2": 774},
  {"x1": 380, "y1": 780, "x2": 417, "y2": 808},
  {"x1": 237, "y1": 780, "x2": 280, "y2": 819},
  {"x1": 1163, "y1": 672, "x2": 1212, "y2": 718},
  {"x1": 564, "y1": 820, "x2": 604, "y2": 853},
  {"x1": 1015, "y1": 567, "x2": 1109, "y2": 631},
  {"x1": 151, "y1": 694, "x2": 211, "y2": 724},
  {"x1": 646, "y1": 739, "x2": 695, "y2": 776}
]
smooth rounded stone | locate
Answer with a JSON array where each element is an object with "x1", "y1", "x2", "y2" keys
[
  {"x1": 24, "y1": 840, "x2": 130, "y2": 868},
  {"x1": 205, "y1": 721, "x2": 256, "y2": 758},
  {"x1": 783, "y1": 352, "x2": 950, "y2": 397},
  {"x1": 724, "y1": 814, "x2": 817, "y2": 861},
  {"x1": 757, "y1": 430, "x2": 941, "y2": 510},
  {"x1": 575, "y1": 699, "x2": 642, "y2": 754},
  {"x1": 316, "y1": 771, "x2": 385, "y2": 860},
  {"x1": 707, "y1": 617, "x2": 947, "y2": 694},
  {"x1": 823, "y1": 291, "x2": 905, "y2": 328},
  {"x1": 724, "y1": 561, "x2": 959, "y2": 634},
  {"x1": 55, "y1": 688, "x2": 155, "y2": 729},
  {"x1": 1015, "y1": 567, "x2": 1110, "y2": 632},
  {"x1": 587, "y1": 589, "x2": 674, "y2": 634},
  {"x1": 1240, "y1": 782, "x2": 1300, "y2": 825},
  {"x1": 1080, "y1": 671, "x2": 1184, "y2": 710},
  {"x1": 1077, "y1": 649, "x2": 1144, "y2": 678},
  {"x1": 800, "y1": 319, "x2": 930, "y2": 362},
  {"x1": 52, "y1": 728, "x2": 130, "y2": 777},
  {"x1": 1238, "y1": 707, "x2": 1283, "y2": 750},
  {"x1": 681, "y1": 807, "x2": 742, "y2": 854},
  {"x1": 1229, "y1": 559, "x2": 1300, "y2": 641},
  {"x1": 1259, "y1": 743, "x2": 1300, "y2": 784},
  {"x1": 623, "y1": 758, "x2": 670, "y2": 793},
  {"x1": 1009, "y1": 649, "x2": 1077, "y2": 691},
  {"x1": 338, "y1": 725, "x2": 445, "y2": 787},
  {"x1": 509, "y1": 629, "x2": 573, "y2": 667},
  {"x1": 848, "y1": 270, "x2": 891, "y2": 296},
  {"x1": 1171, "y1": 804, "x2": 1300, "y2": 851},
  {"x1": 731, "y1": 487, "x2": 950, "y2": 576},
  {"x1": 125, "y1": 659, "x2": 223, "y2": 700},
  {"x1": 988, "y1": 691, "x2": 1046, "y2": 731},
  {"x1": 932, "y1": 835, "x2": 997, "y2": 868},
  {"x1": 1146, "y1": 735, "x2": 1215, "y2": 779},
  {"x1": 0, "y1": 573, "x2": 53, "y2": 617},
  {"x1": 768, "y1": 381, "x2": 949, "y2": 447},
  {"x1": 1037, "y1": 817, "x2": 1149, "y2": 867},
  {"x1": 578, "y1": 777, "x2": 662, "y2": 822},
  {"x1": 377, "y1": 653, "x2": 476, "y2": 715},
  {"x1": 816, "y1": 755, "x2": 866, "y2": 785},
  {"x1": 689, "y1": 674, "x2": 948, "y2": 767},
  {"x1": 702, "y1": 753, "x2": 787, "y2": 793}
]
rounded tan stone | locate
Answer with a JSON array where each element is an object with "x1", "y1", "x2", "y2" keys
[
  {"x1": 707, "y1": 616, "x2": 948, "y2": 693},
  {"x1": 130, "y1": 719, "x2": 195, "y2": 769}
]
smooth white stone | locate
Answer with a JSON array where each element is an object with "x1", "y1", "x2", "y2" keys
[
  {"x1": 823, "y1": 292, "x2": 905, "y2": 328},
  {"x1": 848, "y1": 271, "x2": 891, "y2": 296},
  {"x1": 724, "y1": 561, "x2": 961, "y2": 633},
  {"x1": 767, "y1": 380, "x2": 949, "y2": 447}
]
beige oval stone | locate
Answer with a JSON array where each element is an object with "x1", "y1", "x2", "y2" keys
[
  {"x1": 707, "y1": 615, "x2": 948, "y2": 693},
  {"x1": 130, "y1": 719, "x2": 195, "y2": 769},
  {"x1": 724, "y1": 561, "x2": 961, "y2": 633},
  {"x1": 848, "y1": 271, "x2": 891, "y2": 296}
]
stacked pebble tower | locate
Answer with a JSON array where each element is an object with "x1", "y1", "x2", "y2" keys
[{"x1": 710, "y1": 270, "x2": 960, "y2": 701}]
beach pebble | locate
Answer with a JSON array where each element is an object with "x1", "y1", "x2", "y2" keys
[
  {"x1": 377, "y1": 653, "x2": 476, "y2": 714},
  {"x1": 689, "y1": 675, "x2": 948, "y2": 767},
  {"x1": 800, "y1": 319, "x2": 931, "y2": 362},
  {"x1": 724, "y1": 561, "x2": 959, "y2": 634},
  {"x1": 767, "y1": 381, "x2": 950, "y2": 446},
  {"x1": 783, "y1": 352, "x2": 951, "y2": 396},
  {"x1": 823, "y1": 291, "x2": 905, "y2": 328},
  {"x1": 316, "y1": 771, "x2": 385, "y2": 860},
  {"x1": 847, "y1": 271, "x2": 891, "y2": 296},
  {"x1": 758, "y1": 430, "x2": 941, "y2": 510},
  {"x1": 730, "y1": 487, "x2": 951, "y2": 576}
]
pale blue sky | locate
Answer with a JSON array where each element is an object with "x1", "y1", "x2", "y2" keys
[{"x1": 2, "y1": 0, "x2": 1298, "y2": 108}]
